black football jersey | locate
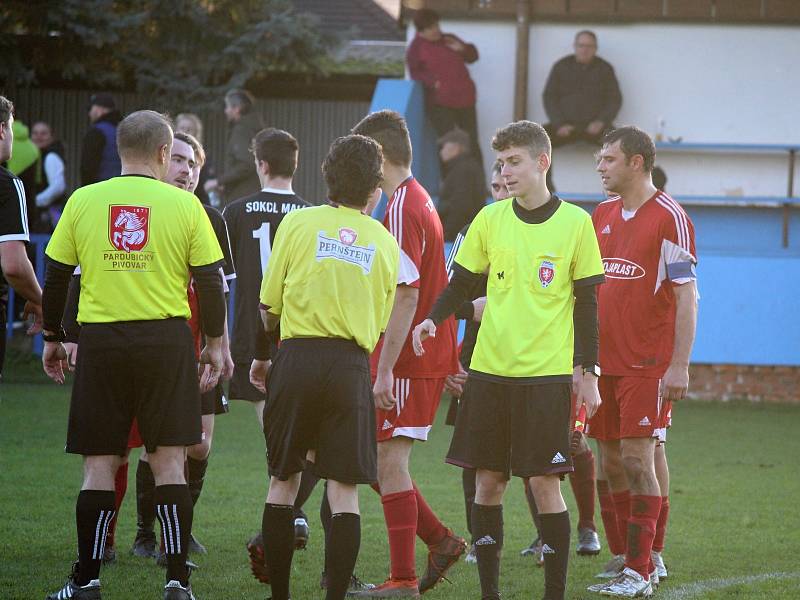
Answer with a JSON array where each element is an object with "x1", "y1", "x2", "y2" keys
[
  {"x1": 222, "y1": 190, "x2": 309, "y2": 362},
  {"x1": 203, "y1": 204, "x2": 235, "y2": 283},
  {"x1": 0, "y1": 166, "x2": 29, "y2": 243}
]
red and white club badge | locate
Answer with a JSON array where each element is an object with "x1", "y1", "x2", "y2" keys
[
  {"x1": 538, "y1": 260, "x2": 555, "y2": 288},
  {"x1": 338, "y1": 227, "x2": 358, "y2": 246},
  {"x1": 109, "y1": 205, "x2": 150, "y2": 252}
]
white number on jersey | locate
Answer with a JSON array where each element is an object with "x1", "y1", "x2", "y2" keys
[{"x1": 252, "y1": 222, "x2": 272, "y2": 274}]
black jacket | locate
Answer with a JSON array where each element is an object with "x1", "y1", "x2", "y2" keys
[
  {"x1": 79, "y1": 111, "x2": 123, "y2": 186},
  {"x1": 437, "y1": 153, "x2": 486, "y2": 243},
  {"x1": 221, "y1": 112, "x2": 263, "y2": 205},
  {"x1": 543, "y1": 55, "x2": 622, "y2": 128}
]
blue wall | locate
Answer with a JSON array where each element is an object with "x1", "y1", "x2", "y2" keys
[{"x1": 367, "y1": 79, "x2": 440, "y2": 221}]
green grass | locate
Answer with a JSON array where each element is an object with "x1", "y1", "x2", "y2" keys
[{"x1": 1, "y1": 381, "x2": 799, "y2": 599}]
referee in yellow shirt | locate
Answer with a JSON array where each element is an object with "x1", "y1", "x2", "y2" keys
[
  {"x1": 258, "y1": 135, "x2": 399, "y2": 600},
  {"x1": 41, "y1": 110, "x2": 225, "y2": 600},
  {"x1": 413, "y1": 121, "x2": 605, "y2": 600}
]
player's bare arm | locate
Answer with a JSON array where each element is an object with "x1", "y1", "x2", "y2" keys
[
  {"x1": 0, "y1": 240, "x2": 43, "y2": 334},
  {"x1": 662, "y1": 280, "x2": 698, "y2": 402},
  {"x1": 374, "y1": 284, "x2": 419, "y2": 410},
  {"x1": 412, "y1": 319, "x2": 436, "y2": 355}
]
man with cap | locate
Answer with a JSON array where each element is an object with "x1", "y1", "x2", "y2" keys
[
  {"x1": 80, "y1": 93, "x2": 122, "y2": 186},
  {"x1": 436, "y1": 127, "x2": 485, "y2": 243}
]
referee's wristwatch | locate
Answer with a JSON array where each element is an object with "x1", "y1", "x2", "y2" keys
[
  {"x1": 42, "y1": 328, "x2": 66, "y2": 343},
  {"x1": 583, "y1": 364, "x2": 601, "y2": 378}
]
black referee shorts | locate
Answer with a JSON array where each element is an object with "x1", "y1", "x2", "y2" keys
[
  {"x1": 66, "y1": 318, "x2": 202, "y2": 455},
  {"x1": 201, "y1": 381, "x2": 228, "y2": 416},
  {"x1": 228, "y1": 361, "x2": 266, "y2": 402},
  {"x1": 446, "y1": 376, "x2": 573, "y2": 479},
  {"x1": 264, "y1": 338, "x2": 377, "y2": 485}
]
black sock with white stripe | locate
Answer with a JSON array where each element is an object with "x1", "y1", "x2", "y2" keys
[
  {"x1": 262, "y1": 503, "x2": 295, "y2": 600},
  {"x1": 76, "y1": 490, "x2": 116, "y2": 585},
  {"x1": 472, "y1": 503, "x2": 503, "y2": 600},
  {"x1": 154, "y1": 484, "x2": 193, "y2": 586},
  {"x1": 540, "y1": 510, "x2": 571, "y2": 600}
]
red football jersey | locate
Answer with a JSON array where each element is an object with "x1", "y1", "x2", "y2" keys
[
  {"x1": 371, "y1": 177, "x2": 458, "y2": 379},
  {"x1": 593, "y1": 192, "x2": 697, "y2": 378}
]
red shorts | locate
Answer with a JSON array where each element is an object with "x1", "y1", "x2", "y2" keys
[
  {"x1": 127, "y1": 419, "x2": 143, "y2": 449},
  {"x1": 587, "y1": 376, "x2": 670, "y2": 441},
  {"x1": 126, "y1": 417, "x2": 210, "y2": 450},
  {"x1": 376, "y1": 377, "x2": 445, "y2": 442}
]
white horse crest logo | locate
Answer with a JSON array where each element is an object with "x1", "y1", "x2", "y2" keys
[{"x1": 109, "y1": 205, "x2": 150, "y2": 252}]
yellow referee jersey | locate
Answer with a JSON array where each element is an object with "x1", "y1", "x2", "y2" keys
[
  {"x1": 455, "y1": 199, "x2": 604, "y2": 380},
  {"x1": 46, "y1": 175, "x2": 223, "y2": 323},
  {"x1": 260, "y1": 204, "x2": 399, "y2": 353}
]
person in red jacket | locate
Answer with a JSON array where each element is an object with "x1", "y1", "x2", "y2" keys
[{"x1": 406, "y1": 9, "x2": 482, "y2": 165}]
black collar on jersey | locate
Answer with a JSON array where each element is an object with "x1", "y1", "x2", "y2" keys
[
  {"x1": 512, "y1": 194, "x2": 561, "y2": 224},
  {"x1": 119, "y1": 174, "x2": 157, "y2": 180}
]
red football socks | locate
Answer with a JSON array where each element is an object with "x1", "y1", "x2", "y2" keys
[
  {"x1": 569, "y1": 449, "x2": 597, "y2": 531},
  {"x1": 413, "y1": 482, "x2": 447, "y2": 546},
  {"x1": 598, "y1": 480, "x2": 625, "y2": 555},
  {"x1": 381, "y1": 489, "x2": 418, "y2": 580},
  {"x1": 626, "y1": 495, "x2": 662, "y2": 579},
  {"x1": 652, "y1": 496, "x2": 670, "y2": 553},
  {"x1": 106, "y1": 461, "x2": 128, "y2": 548},
  {"x1": 612, "y1": 490, "x2": 631, "y2": 554}
]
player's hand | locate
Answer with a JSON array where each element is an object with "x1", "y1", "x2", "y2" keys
[
  {"x1": 472, "y1": 297, "x2": 486, "y2": 322},
  {"x1": 577, "y1": 373, "x2": 602, "y2": 419},
  {"x1": 556, "y1": 124, "x2": 575, "y2": 138},
  {"x1": 445, "y1": 363, "x2": 468, "y2": 397},
  {"x1": 249, "y1": 359, "x2": 272, "y2": 395},
  {"x1": 412, "y1": 319, "x2": 436, "y2": 356},
  {"x1": 373, "y1": 370, "x2": 396, "y2": 411},
  {"x1": 42, "y1": 341, "x2": 69, "y2": 384},
  {"x1": 586, "y1": 120, "x2": 605, "y2": 136},
  {"x1": 63, "y1": 342, "x2": 79, "y2": 372},
  {"x1": 661, "y1": 362, "x2": 689, "y2": 401},
  {"x1": 572, "y1": 365, "x2": 582, "y2": 396},
  {"x1": 199, "y1": 338, "x2": 223, "y2": 393},
  {"x1": 23, "y1": 301, "x2": 43, "y2": 335},
  {"x1": 221, "y1": 348, "x2": 235, "y2": 381}
]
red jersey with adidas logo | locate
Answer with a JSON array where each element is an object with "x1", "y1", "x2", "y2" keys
[
  {"x1": 592, "y1": 192, "x2": 697, "y2": 378},
  {"x1": 370, "y1": 177, "x2": 458, "y2": 379}
]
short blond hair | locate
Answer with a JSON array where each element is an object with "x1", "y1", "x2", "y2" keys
[{"x1": 117, "y1": 110, "x2": 173, "y2": 162}]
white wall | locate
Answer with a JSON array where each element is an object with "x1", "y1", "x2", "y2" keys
[{"x1": 412, "y1": 21, "x2": 800, "y2": 196}]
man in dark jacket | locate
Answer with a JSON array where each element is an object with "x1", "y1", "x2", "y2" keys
[
  {"x1": 543, "y1": 31, "x2": 622, "y2": 148},
  {"x1": 436, "y1": 128, "x2": 486, "y2": 242},
  {"x1": 206, "y1": 89, "x2": 263, "y2": 207},
  {"x1": 79, "y1": 93, "x2": 122, "y2": 186}
]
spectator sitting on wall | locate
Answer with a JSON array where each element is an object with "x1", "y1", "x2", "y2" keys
[
  {"x1": 31, "y1": 121, "x2": 68, "y2": 231},
  {"x1": 407, "y1": 9, "x2": 483, "y2": 165},
  {"x1": 175, "y1": 113, "x2": 215, "y2": 205},
  {"x1": 437, "y1": 128, "x2": 486, "y2": 243},
  {"x1": 6, "y1": 118, "x2": 41, "y2": 230},
  {"x1": 543, "y1": 31, "x2": 622, "y2": 149},
  {"x1": 205, "y1": 89, "x2": 263, "y2": 207},
  {"x1": 80, "y1": 93, "x2": 122, "y2": 186}
]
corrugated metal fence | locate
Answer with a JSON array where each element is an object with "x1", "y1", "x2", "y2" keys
[{"x1": 6, "y1": 86, "x2": 371, "y2": 204}]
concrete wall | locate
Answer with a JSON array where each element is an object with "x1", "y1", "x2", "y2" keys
[{"x1": 412, "y1": 21, "x2": 800, "y2": 197}]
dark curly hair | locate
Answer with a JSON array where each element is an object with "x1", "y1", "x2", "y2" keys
[{"x1": 322, "y1": 135, "x2": 384, "y2": 208}]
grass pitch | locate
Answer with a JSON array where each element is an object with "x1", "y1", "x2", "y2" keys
[{"x1": 1, "y1": 374, "x2": 799, "y2": 599}]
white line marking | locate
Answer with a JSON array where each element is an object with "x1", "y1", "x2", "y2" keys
[{"x1": 660, "y1": 571, "x2": 800, "y2": 599}]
